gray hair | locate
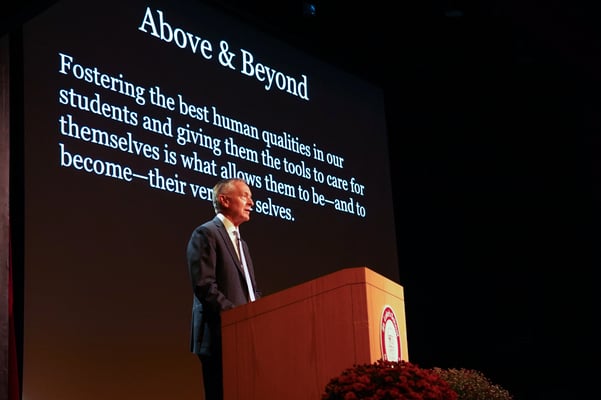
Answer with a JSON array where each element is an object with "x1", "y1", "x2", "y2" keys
[{"x1": 212, "y1": 178, "x2": 246, "y2": 213}]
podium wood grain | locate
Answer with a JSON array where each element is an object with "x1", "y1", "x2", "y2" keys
[{"x1": 221, "y1": 267, "x2": 408, "y2": 400}]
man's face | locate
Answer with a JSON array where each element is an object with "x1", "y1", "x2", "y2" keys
[{"x1": 221, "y1": 180, "x2": 253, "y2": 226}]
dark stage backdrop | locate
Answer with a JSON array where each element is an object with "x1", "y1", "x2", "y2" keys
[{"x1": 21, "y1": 0, "x2": 398, "y2": 398}]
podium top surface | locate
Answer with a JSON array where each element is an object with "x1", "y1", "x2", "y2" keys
[{"x1": 222, "y1": 266, "x2": 403, "y2": 325}]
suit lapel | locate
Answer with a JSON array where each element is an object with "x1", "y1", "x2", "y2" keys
[{"x1": 213, "y1": 216, "x2": 244, "y2": 272}]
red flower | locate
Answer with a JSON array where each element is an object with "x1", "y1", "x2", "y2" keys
[{"x1": 323, "y1": 360, "x2": 458, "y2": 400}]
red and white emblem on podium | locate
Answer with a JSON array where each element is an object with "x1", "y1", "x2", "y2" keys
[{"x1": 380, "y1": 305, "x2": 401, "y2": 362}]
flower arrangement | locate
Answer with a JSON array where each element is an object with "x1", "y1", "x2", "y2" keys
[
  {"x1": 322, "y1": 359, "x2": 458, "y2": 400},
  {"x1": 431, "y1": 367, "x2": 514, "y2": 400}
]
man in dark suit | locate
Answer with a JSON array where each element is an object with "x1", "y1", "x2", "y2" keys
[{"x1": 186, "y1": 178, "x2": 261, "y2": 400}]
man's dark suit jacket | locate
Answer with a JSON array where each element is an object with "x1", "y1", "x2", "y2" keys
[{"x1": 186, "y1": 215, "x2": 260, "y2": 356}]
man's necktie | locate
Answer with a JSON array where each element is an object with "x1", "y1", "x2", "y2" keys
[{"x1": 234, "y1": 230, "x2": 256, "y2": 302}]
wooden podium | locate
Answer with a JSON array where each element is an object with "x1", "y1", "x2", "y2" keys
[{"x1": 221, "y1": 267, "x2": 408, "y2": 400}]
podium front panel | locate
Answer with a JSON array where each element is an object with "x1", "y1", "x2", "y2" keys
[{"x1": 221, "y1": 267, "x2": 407, "y2": 400}]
